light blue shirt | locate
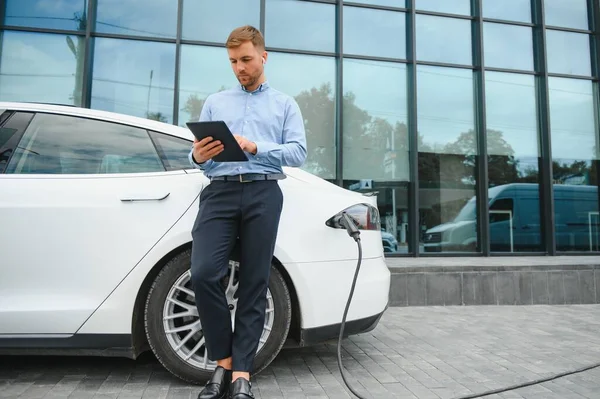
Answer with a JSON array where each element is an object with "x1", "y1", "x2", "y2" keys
[{"x1": 188, "y1": 81, "x2": 307, "y2": 177}]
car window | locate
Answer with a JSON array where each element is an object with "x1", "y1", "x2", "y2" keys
[
  {"x1": 489, "y1": 198, "x2": 514, "y2": 224},
  {"x1": 149, "y1": 131, "x2": 193, "y2": 171},
  {"x1": 5, "y1": 113, "x2": 165, "y2": 175},
  {"x1": 0, "y1": 112, "x2": 35, "y2": 174}
]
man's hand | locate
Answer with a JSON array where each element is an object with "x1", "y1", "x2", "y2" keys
[
  {"x1": 192, "y1": 136, "x2": 224, "y2": 164},
  {"x1": 234, "y1": 135, "x2": 257, "y2": 155}
]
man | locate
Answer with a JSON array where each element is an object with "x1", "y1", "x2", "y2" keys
[{"x1": 187, "y1": 25, "x2": 307, "y2": 399}]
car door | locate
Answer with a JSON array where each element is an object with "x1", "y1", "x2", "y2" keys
[{"x1": 0, "y1": 111, "x2": 202, "y2": 335}]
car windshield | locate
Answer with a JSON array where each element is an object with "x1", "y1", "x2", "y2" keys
[{"x1": 453, "y1": 197, "x2": 476, "y2": 222}]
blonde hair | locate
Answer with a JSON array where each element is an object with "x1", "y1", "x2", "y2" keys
[{"x1": 226, "y1": 25, "x2": 265, "y2": 51}]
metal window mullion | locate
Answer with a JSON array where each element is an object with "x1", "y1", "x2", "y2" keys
[
  {"x1": 260, "y1": 0, "x2": 266, "y2": 36},
  {"x1": 590, "y1": 0, "x2": 600, "y2": 243},
  {"x1": 335, "y1": 0, "x2": 343, "y2": 186},
  {"x1": 473, "y1": 0, "x2": 489, "y2": 255},
  {"x1": 0, "y1": 0, "x2": 5, "y2": 28},
  {"x1": 81, "y1": 0, "x2": 95, "y2": 108},
  {"x1": 172, "y1": 0, "x2": 183, "y2": 126},
  {"x1": 407, "y1": 0, "x2": 419, "y2": 256},
  {"x1": 533, "y1": 0, "x2": 555, "y2": 255}
]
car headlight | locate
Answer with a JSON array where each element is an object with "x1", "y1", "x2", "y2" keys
[{"x1": 325, "y1": 203, "x2": 381, "y2": 231}]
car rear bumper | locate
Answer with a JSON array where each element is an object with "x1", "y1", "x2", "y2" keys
[
  {"x1": 298, "y1": 306, "x2": 387, "y2": 347},
  {"x1": 283, "y1": 255, "x2": 391, "y2": 333}
]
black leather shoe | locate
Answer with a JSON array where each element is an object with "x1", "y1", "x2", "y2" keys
[
  {"x1": 197, "y1": 366, "x2": 232, "y2": 399},
  {"x1": 230, "y1": 377, "x2": 254, "y2": 398}
]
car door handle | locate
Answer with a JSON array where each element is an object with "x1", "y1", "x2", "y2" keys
[{"x1": 120, "y1": 193, "x2": 170, "y2": 202}]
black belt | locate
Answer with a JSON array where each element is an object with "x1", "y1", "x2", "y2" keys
[{"x1": 210, "y1": 173, "x2": 286, "y2": 183}]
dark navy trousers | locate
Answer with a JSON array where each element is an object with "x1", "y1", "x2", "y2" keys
[{"x1": 190, "y1": 179, "x2": 283, "y2": 372}]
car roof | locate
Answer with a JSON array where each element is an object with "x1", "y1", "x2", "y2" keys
[{"x1": 0, "y1": 101, "x2": 194, "y2": 141}]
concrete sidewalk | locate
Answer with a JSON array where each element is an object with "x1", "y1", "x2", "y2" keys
[{"x1": 1, "y1": 305, "x2": 599, "y2": 398}]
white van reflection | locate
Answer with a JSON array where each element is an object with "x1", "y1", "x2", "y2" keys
[{"x1": 423, "y1": 183, "x2": 600, "y2": 252}]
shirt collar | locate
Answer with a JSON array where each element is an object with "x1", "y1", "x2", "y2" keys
[{"x1": 240, "y1": 80, "x2": 269, "y2": 93}]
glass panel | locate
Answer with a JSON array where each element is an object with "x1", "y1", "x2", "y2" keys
[
  {"x1": 266, "y1": 0, "x2": 335, "y2": 53},
  {"x1": 149, "y1": 131, "x2": 193, "y2": 171},
  {"x1": 416, "y1": 14, "x2": 472, "y2": 65},
  {"x1": 4, "y1": 0, "x2": 87, "y2": 31},
  {"x1": 343, "y1": 59, "x2": 410, "y2": 254},
  {"x1": 0, "y1": 31, "x2": 84, "y2": 106},
  {"x1": 95, "y1": 0, "x2": 177, "y2": 38},
  {"x1": 91, "y1": 38, "x2": 175, "y2": 123},
  {"x1": 344, "y1": 6, "x2": 406, "y2": 59},
  {"x1": 485, "y1": 72, "x2": 543, "y2": 252},
  {"x1": 178, "y1": 45, "x2": 239, "y2": 126},
  {"x1": 5, "y1": 113, "x2": 164, "y2": 175},
  {"x1": 548, "y1": 77, "x2": 599, "y2": 252},
  {"x1": 182, "y1": 0, "x2": 259, "y2": 43},
  {"x1": 482, "y1": 0, "x2": 531, "y2": 23},
  {"x1": 546, "y1": 30, "x2": 591, "y2": 76},
  {"x1": 417, "y1": 65, "x2": 477, "y2": 253},
  {"x1": 484, "y1": 23, "x2": 533, "y2": 71},
  {"x1": 268, "y1": 52, "x2": 336, "y2": 180},
  {"x1": 544, "y1": 0, "x2": 589, "y2": 30},
  {"x1": 415, "y1": 0, "x2": 471, "y2": 15}
]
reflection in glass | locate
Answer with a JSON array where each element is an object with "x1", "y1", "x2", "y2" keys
[
  {"x1": 417, "y1": 65, "x2": 477, "y2": 253},
  {"x1": 0, "y1": 31, "x2": 84, "y2": 106},
  {"x1": 266, "y1": 0, "x2": 334, "y2": 53},
  {"x1": 182, "y1": 0, "x2": 259, "y2": 43},
  {"x1": 415, "y1": 0, "x2": 471, "y2": 15},
  {"x1": 91, "y1": 38, "x2": 176, "y2": 123},
  {"x1": 485, "y1": 72, "x2": 542, "y2": 252},
  {"x1": 546, "y1": 30, "x2": 591, "y2": 76},
  {"x1": 484, "y1": 23, "x2": 533, "y2": 71},
  {"x1": 344, "y1": 6, "x2": 406, "y2": 59},
  {"x1": 482, "y1": 0, "x2": 531, "y2": 23},
  {"x1": 416, "y1": 14, "x2": 472, "y2": 65},
  {"x1": 149, "y1": 131, "x2": 193, "y2": 171},
  {"x1": 5, "y1": 113, "x2": 164, "y2": 174},
  {"x1": 4, "y1": 0, "x2": 87, "y2": 31},
  {"x1": 342, "y1": 59, "x2": 409, "y2": 253},
  {"x1": 544, "y1": 0, "x2": 589, "y2": 30},
  {"x1": 178, "y1": 45, "x2": 238, "y2": 126},
  {"x1": 95, "y1": 0, "x2": 177, "y2": 38},
  {"x1": 548, "y1": 77, "x2": 599, "y2": 252},
  {"x1": 268, "y1": 52, "x2": 336, "y2": 179}
]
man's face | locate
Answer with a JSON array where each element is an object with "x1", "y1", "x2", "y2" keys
[{"x1": 228, "y1": 41, "x2": 265, "y2": 89}]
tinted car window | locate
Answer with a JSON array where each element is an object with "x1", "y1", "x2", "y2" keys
[
  {"x1": 149, "y1": 131, "x2": 193, "y2": 171},
  {"x1": 0, "y1": 112, "x2": 34, "y2": 173},
  {"x1": 5, "y1": 113, "x2": 165, "y2": 174}
]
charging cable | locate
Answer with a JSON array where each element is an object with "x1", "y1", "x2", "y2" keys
[{"x1": 335, "y1": 211, "x2": 600, "y2": 399}]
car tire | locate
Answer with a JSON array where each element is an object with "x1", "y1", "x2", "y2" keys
[{"x1": 144, "y1": 248, "x2": 292, "y2": 384}]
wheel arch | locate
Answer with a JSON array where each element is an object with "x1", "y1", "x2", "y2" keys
[{"x1": 130, "y1": 242, "x2": 302, "y2": 357}]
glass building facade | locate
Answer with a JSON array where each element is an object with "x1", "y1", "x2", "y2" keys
[{"x1": 1, "y1": 0, "x2": 600, "y2": 257}]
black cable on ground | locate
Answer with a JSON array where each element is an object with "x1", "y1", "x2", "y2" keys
[
  {"x1": 336, "y1": 224, "x2": 600, "y2": 399},
  {"x1": 450, "y1": 361, "x2": 600, "y2": 399}
]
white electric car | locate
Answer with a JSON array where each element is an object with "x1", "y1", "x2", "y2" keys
[{"x1": 0, "y1": 102, "x2": 390, "y2": 383}]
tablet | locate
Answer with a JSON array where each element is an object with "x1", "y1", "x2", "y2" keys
[{"x1": 186, "y1": 121, "x2": 249, "y2": 162}]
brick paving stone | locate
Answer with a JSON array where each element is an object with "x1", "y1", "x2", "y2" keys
[{"x1": 1, "y1": 305, "x2": 600, "y2": 398}]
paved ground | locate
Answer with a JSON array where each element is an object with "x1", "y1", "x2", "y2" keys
[{"x1": 1, "y1": 305, "x2": 599, "y2": 399}]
